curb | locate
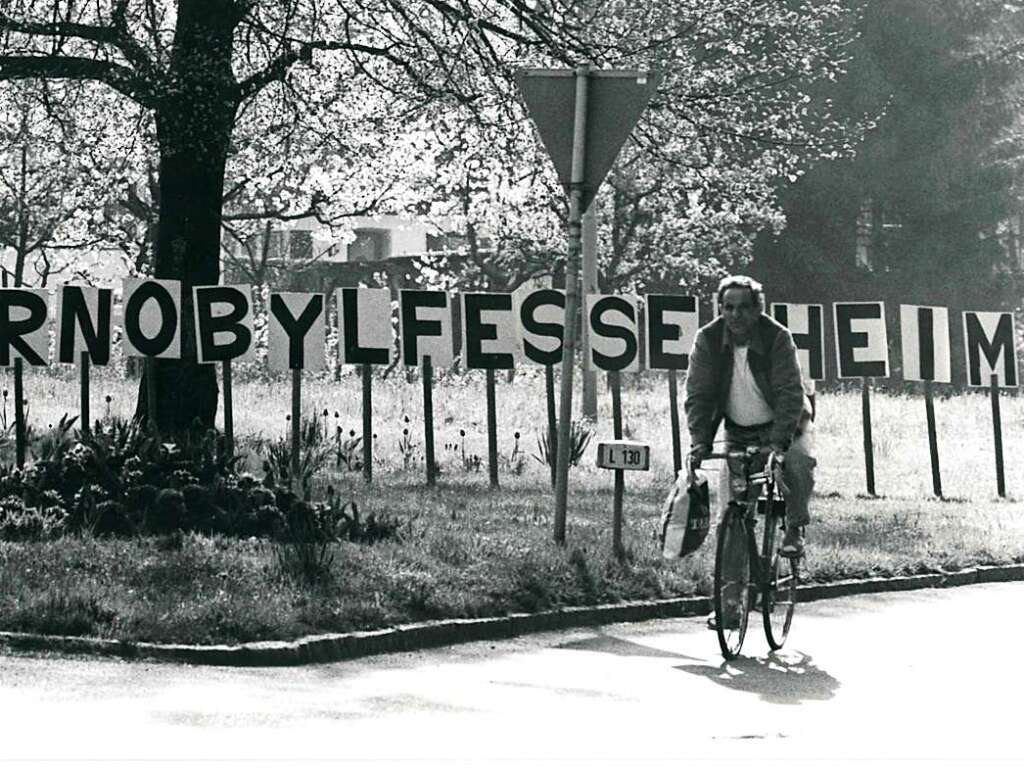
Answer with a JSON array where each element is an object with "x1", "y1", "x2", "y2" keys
[{"x1": 3, "y1": 563, "x2": 1022, "y2": 666}]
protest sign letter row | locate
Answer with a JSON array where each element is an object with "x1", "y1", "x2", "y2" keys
[{"x1": 0, "y1": 282, "x2": 1017, "y2": 387}]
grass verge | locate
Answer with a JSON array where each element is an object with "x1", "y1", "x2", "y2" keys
[
  {"x1": 2, "y1": 373, "x2": 1022, "y2": 645},
  {"x1": 2, "y1": 474, "x2": 1022, "y2": 646}
]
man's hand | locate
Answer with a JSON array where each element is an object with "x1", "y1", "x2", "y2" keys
[
  {"x1": 769, "y1": 445, "x2": 790, "y2": 495},
  {"x1": 689, "y1": 444, "x2": 712, "y2": 468}
]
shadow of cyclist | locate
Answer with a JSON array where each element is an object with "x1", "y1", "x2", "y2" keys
[
  {"x1": 675, "y1": 651, "x2": 840, "y2": 705},
  {"x1": 557, "y1": 632, "x2": 703, "y2": 662}
]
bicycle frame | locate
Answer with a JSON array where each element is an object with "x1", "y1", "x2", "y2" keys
[{"x1": 722, "y1": 452, "x2": 783, "y2": 599}]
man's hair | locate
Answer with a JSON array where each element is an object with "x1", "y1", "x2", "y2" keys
[{"x1": 716, "y1": 275, "x2": 765, "y2": 311}]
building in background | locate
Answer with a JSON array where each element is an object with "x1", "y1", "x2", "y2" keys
[{"x1": 221, "y1": 214, "x2": 488, "y2": 294}]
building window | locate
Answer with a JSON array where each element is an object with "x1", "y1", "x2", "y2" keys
[
  {"x1": 425, "y1": 232, "x2": 466, "y2": 253},
  {"x1": 289, "y1": 230, "x2": 313, "y2": 262},
  {"x1": 424, "y1": 231, "x2": 493, "y2": 254},
  {"x1": 348, "y1": 228, "x2": 391, "y2": 262},
  {"x1": 241, "y1": 230, "x2": 289, "y2": 261}
]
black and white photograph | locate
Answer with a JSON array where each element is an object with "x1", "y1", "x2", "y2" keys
[{"x1": 1, "y1": 2, "x2": 1024, "y2": 766}]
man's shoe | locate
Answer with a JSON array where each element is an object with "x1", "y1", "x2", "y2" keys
[
  {"x1": 708, "y1": 600, "x2": 742, "y2": 631},
  {"x1": 780, "y1": 527, "x2": 804, "y2": 558}
]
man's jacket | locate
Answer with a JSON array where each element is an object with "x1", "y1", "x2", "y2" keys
[{"x1": 684, "y1": 313, "x2": 809, "y2": 450}]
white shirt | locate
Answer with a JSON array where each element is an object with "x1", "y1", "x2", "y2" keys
[{"x1": 725, "y1": 344, "x2": 773, "y2": 426}]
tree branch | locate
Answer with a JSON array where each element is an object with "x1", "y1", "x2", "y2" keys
[
  {"x1": 0, "y1": 8, "x2": 159, "y2": 85},
  {"x1": 108, "y1": 0, "x2": 161, "y2": 82},
  {"x1": 421, "y1": 0, "x2": 534, "y2": 46},
  {"x1": 0, "y1": 55, "x2": 154, "y2": 104},
  {"x1": 235, "y1": 43, "x2": 309, "y2": 100},
  {"x1": 0, "y1": 11, "x2": 115, "y2": 46}
]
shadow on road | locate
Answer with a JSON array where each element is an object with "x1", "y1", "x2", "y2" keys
[
  {"x1": 676, "y1": 651, "x2": 840, "y2": 705},
  {"x1": 557, "y1": 632, "x2": 703, "y2": 661}
]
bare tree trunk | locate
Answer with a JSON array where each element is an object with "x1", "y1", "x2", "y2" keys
[{"x1": 133, "y1": 2, "x2": 239, "y2": 434}]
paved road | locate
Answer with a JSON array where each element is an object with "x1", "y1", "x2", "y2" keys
[{"x1": 2, "y1": 582, "x2": 1022, "y2": 767}]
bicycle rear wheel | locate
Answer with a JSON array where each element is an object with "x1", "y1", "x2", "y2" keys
[
  {"x1": 713, "y1": 504, "x2": 751, "y2": 660},
  {"x1": 762, "y1": 505, "x2": 798, "y2": 650}
]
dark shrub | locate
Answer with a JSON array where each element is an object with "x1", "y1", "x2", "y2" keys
[
  {"x1": 92, "y1": 500, "x2": 133, "y2": 537},
  {"x1": 144, "y1": 488, "x2": 186, "y2": 534}
]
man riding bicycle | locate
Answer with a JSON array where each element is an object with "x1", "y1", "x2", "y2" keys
[{"x1": 685, "y1": 275, "x2": 815, "y2": 557}]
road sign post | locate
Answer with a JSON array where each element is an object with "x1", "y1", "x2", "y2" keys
[
  {"x1": 581, "y1": 204, "x2": 599, "y2": 422},
  {"x1": 596, "y1": 427, "x2": 651, "y2": 563},
  {"x1": 552, "y1": 66, "x2": 589, "y2": 545},
  {"x1": 516, "y1": 66, "x2": 658, "y2": 546}
]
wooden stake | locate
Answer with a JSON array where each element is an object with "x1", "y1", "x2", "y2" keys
[
  {"x1": 610, "y1": 370, "x2": 624, "y2": 561},
  {"x1": 861, "y1": 376, "x2": 876, "y2": 496},
  {"x1": 222, "y1": 360, "x2": 233, "y2": 457},
  {"x1": 668, "y1": 368, "x2": 682, "y2": 478},
  {"x1": 146, "y1": 357, "x2": 158, "y2": 437},
  {"x1": 80, "y1": 351, "x2": 91, "y2": 438},
  {"x1": 423, "y1": 356, "x2": 436, "y2": 487},
  {"x1": 291, "y1": 368, "x2": 301, "y2": 496},
  {"x1": 14, "y1": 358, "x2": 25, "y2": 468},
  {"x1": 991, "y1": 374, "x2": 1006, "y2": 498},
  {"x1": 545, "y1": 364, "x2": 557, "y2": 489},
  {"x1": 362, "y1": 364, "x2": 373, "y2": 484},
  {"x1": 923, "y1": 380, "x2": 941, "y2": 498},
  {"x1": 486, "y1": 368, "x2": 499, "y2": 488}
]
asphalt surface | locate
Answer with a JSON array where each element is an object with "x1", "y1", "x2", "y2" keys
[{"x1": 2, "y1": 581, "x2": 1022, "y2": 767}]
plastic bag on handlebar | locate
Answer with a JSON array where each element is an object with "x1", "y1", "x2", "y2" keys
[{"x1": 659, "y1": 468, "x2": 711, "y2": 559}]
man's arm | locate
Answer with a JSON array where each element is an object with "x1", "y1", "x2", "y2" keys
[
  {"x1": 684, "y1": 328, "x2": 719, "y2": 453},
  {"x1": 768, "y1": 328, "x2": 806, "y2": 451}
]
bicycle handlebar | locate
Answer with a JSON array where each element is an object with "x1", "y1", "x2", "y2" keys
[
  {"x1": 686, "y1": 447, "x2": 785, "y2": 485},
  {"x1": 693, "y1": 448, "x2": 784, "y2": 465}
]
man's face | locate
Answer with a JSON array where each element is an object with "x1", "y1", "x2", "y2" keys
[{"x1": 721, "y1": 287, "x2": 759, "y2": 344}]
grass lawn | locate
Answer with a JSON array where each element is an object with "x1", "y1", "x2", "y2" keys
[{"x1": 1, "y1": 367, "x2": 1022, "y2": 645}]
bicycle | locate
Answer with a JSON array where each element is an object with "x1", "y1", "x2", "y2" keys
[{"x1": 693, "y1": 446, "x2": 801, "y2": 660}]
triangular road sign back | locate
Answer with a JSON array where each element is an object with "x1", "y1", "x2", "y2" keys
[{"x1": 516, "y1": 69, "x2": 659, "y2": 210}]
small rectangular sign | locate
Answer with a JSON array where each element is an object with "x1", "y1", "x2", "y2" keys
[{"x1": 595, "y1": 440, "x2": 650, "y2": 471}]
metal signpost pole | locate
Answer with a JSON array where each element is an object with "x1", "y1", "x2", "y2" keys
[
  {"x1": 515, "y1": 66, "x2": 659, "y2": 545},
  {"x1": 553, "y1": 66, "x2": 590, "y2": 544},
  {"x1": 581, "y1": 204, "x2": 599, "y2": 422}
]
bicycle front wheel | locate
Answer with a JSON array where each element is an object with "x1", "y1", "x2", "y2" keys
[
  {"x1": 762, "y1": 507, "x2": 798, "y2": 650},
  {"x1": 713, "y1": 504, "x2": 751, "y2": 660}
]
